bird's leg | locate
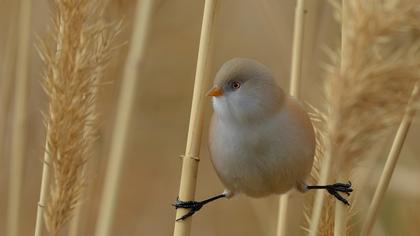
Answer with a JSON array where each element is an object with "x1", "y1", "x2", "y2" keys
[
  {"x1": 306, "y1": 181, "x2": 353, "y2": 205},
  {"x1": 173, "y1": 193, "x2": 227, "y2": 221}
]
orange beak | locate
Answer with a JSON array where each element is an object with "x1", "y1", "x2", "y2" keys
[{"x1": 206, "y1": 86, "x2": 223, "y2": 97}]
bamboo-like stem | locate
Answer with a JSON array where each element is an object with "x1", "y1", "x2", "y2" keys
[
  {"x1": 7, "y1": 0, "x2": 32, "y2": 235},
  {"x1": 360, "y1": 85, "x2": 418, "y2": 236},
  {"x1": 276, "y1": 1, "x2": 306, "y2": 235},
  {"x1": 173, "y1": 1, "x2": 217, "y2": 236},
  {"x1": 34, "y1": 145, "x2": 51, "y2": 236},
  {"x1": 276, "y1": 197, "x2": 289, "y2": 236},
  {"x1": 334, "y1": 1, "x2": 349, "y2": 235},
  {"x1": 289, "y1": 0, "x2": 306, "y2": 98},
  {"x1": 0, "y1": 9, "x2": 17, "y2": 164},
  {"x1": 93, "y1": 1, "x2": 154, "y2": 236}
]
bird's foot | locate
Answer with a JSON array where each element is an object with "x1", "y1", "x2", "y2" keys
[
  {"x1": 324, "y1": 181, "x2": 353, "y2": 205},
  {"x1": 307, "y1": 181, "x2": 353, "y2": 205},
  {"x1": 173, "y1": 197, "x2": 204, "y2": 221}
]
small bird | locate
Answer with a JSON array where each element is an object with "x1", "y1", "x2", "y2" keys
[{"x1": 174, "y1": 58, "x2": 352, "y2": 220}]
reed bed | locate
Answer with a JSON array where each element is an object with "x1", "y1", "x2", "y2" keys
[
  {"x1": 309, "y1": 0, "x2": 420, "y2": 235},
  {"x1": 35, "y1": 0, "x2": 119, "y2": 235},
  {"x1": 1, "y1": 0, "x2": 420, "y2": 235}
]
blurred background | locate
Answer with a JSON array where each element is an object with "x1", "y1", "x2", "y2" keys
[{"x1": 0, "y1": 0, "x2": 419, "y2": 235}]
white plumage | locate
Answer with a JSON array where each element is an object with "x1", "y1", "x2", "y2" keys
[{"x1": 208, "y1": 58, "x2": 315, "y2": 198}]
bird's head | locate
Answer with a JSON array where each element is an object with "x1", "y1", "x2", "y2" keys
[{"x1": 207, "y1": 58, "x2": 286, "y2": 124}]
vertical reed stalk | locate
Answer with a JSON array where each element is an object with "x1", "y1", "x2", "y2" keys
[
  {"x1": 7, "y1": 0, "x2": 32, "y2": 236},
  {"x1": 360, "y1": 85, "x2": 418, "y2": 236},
  {"x1": 276, "y1": 1, "x2": 306, "y2": 235},
  {"x1": 0, "y1": 8, "x2": 17, "y2": 164},
  {"x1": 34, "y1": 145, "x2": 51, "y2": 236},
  {"x1": 334, "y1": 1, "x2": 350, "y2": 235},
  {"x1": 288, "y1": 0, "x2": 306, "y2": 98},
  {"x1": 173, "y1": 1, "x2": 218, "y2": 236},
  {"x1": 93, "y1": 1, "x2": 154, "y2": 236}
]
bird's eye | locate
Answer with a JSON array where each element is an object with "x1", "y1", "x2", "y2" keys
[{"x1": 231, "y1": 81, "x2": 241, "y2": 90}]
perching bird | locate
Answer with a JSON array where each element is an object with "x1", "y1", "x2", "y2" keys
[{"x1": 174, "y1": 58, "x2": 352, "y2": 220}]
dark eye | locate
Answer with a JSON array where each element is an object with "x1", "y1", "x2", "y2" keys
[{"x1": 231, "y1": 81, "x2": 241, "y2": 90}]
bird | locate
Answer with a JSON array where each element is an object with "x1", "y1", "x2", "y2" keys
[{"x1": 173, "y1": 58, "x2": 352, "y2": 221}]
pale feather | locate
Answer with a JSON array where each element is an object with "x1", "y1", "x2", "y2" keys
[{"x1": 208, "y1": 58, "x2": 315, "y2": 198}]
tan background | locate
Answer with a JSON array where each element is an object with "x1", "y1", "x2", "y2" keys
[{"x1": 0, "y1": 0, "x2": 419, "y2": 235}]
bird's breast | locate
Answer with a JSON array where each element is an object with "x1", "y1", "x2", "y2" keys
[{"x1": 209, "y1": 108, "x2": 314, "y2": 197}]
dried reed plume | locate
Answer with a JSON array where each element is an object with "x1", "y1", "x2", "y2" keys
[
  {"x1": 37, "y1": 0, "x2": 119, "y2": 234},
  {"x1": 309, "y1": 0, "x2": 420, "y2": 234}
]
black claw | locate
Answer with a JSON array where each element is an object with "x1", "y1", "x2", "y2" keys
[
  {"x1": 173, "y1": 193, "x2": 227, "y2": 221},
  {"x1": 173, "y1": 197, "x2": 204, "y2": 221},
  {"x1": 176, "y1": 209, "x2": 196, "y2": 221},
  {"x1": 325, "y1": 181, "x2": 353, "y2": 205},
  {"x1": 327, "y1": 188, "x2": 350, "y2": 205}
]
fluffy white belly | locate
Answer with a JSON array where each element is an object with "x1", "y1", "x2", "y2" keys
[{"x1": 209, "y1": 110, "x2": 314, "y2": 198}]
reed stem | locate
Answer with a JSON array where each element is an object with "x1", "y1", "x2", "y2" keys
[
  {"x1": 276, "y1": 1, "x2": 306, "y2": 235},
  {"x1": 334, "y1": 1, "x2": 350, "y2": 235},
  {"x1": 360, "y1": 85, "x2": 418, "y2": 236},
  {"x1": 34, "y1": 145, "x2": 51, "y2": 236},
  {"x1": 289, "y1": 0, "x2": 306, "y2": 98},
  {"x1": 7, "y1": 0, "x2": 32, "y2": 235},
  {"x1": 173, "y1": 1, "x2": 218, "y2": 236},
  {"x1": 93, "y1": 1, "x2": 154, "y2": 236},
  {"x1": 0, "y1": 7, "x2": 17, "y2": 165}
]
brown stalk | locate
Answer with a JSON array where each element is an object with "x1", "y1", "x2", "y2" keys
[{"x1": 35, "y1": 0, "x2": 119, "y2": 235}]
